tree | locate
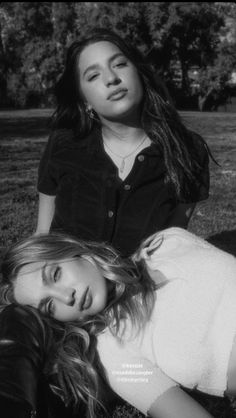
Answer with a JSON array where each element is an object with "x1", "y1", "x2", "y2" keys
[
  {"x1": 0, "y1": 2, "x2": 16, "y2": 106},
  {"x1": 0, "y1": 2, "x2": 55, "y2": 106},
  {"x1": 73, "y1": 2, "x2": 152, "y2": 52},
  {"x1": 146, "y1": 2, "x2": 225, "y2": 95},
  {"x1": 197, "y1": 3, "x2": 236, "y2": 110},
  {"x1": 1, "y1": 2, "x2": 153, "y2": 107},
  {"x1": 1, "y1": 2, "x2": 234, "y2": 109}
]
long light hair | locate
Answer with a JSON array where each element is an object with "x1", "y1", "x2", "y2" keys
[
  {"x1": 0, "y1": 232, "x2": 157, "y2": 416},
  {"x1": 51, "y1": 27, "x2": 212, "y2": 200}
]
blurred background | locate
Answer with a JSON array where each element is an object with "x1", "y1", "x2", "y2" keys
[{"x1": 0, "y1": 1, "x2": 236, "y2": 111}]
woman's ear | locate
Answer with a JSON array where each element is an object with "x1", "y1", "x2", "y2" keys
[
  {"x1": 85, "y1": 102, "x2": 91, "y2": 110},
  {"x1": 85, "y1": 103, "x2": 95, "y2": 119}
]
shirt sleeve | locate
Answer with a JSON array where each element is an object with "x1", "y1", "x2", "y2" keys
[
  {"x1": 97, "y1": 332, "x2": 178, "y2": 416},
  {"x1": 37, "y1": 131, "x2": 59, "y2": 195}
]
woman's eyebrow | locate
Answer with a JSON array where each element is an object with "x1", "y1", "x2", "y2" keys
[
  {"x1": 109, "y1": 52, "x2": 126, "y2": 63},
  {"x1": 83, "y1": 52, "x2": 125, "y2": 78},
  {"x1": 83, "y1": 64, "x2": 99, "y2": 77}
]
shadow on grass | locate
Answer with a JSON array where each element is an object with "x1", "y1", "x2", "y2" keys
[{"x1": 207, "y1": 230, "x2": 236, "y2": 257}]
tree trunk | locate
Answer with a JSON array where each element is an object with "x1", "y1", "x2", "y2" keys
[
  {"x1": 179, "y1": 55, "x2": 190, "y2": 94},
  {"x1": 198, "y1": 86, "x2": 215, "y2": 111}
]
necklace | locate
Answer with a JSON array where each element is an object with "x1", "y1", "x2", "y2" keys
[{"x1": 103, "y1": 133, "x2": 147, "y2": 173}]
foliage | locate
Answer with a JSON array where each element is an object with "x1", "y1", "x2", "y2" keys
[
  {"x1": 0, "y1": 2, "x2": 235, "y2": 109},
  {"x1": 145, "y1": 3, "x2": 224, "y2": 86},
  {"x1": 0, "y1": 2, "x2": 72, "y2": 107},
  {"x1": 197, "y1": 48, "x2": 235, "y2": 111},
  {"x1": 73, "y1": 2, "x2": 152, "y2": 53},
  {"x1": 196, "y1": 3, "x2": 236, "y2": 110}
]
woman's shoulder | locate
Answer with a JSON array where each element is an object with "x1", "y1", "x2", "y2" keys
[
  {"x1": 139, "y1": 228, "x2": 212, "y2": 262},
  {"x1": 141, "y1": 227, "x2": 201, "y2": 248},
  {"x1": 49, "y1": 128, "x2": 77, "y2": 144},
  {"x1": 44, "y1": 128, "x2": 75, "y2": 151},
  {"x1": 140, "y1": 228, "x2": 236, "y2": 277},
  {"x1": 161, "y1": 228, "x2": 215, "y2": 253},
  {"x1": 48, "y1": 128, "x2": 97, "y2": 150},
  {"x1": 156, "y1": 227, "x2": 203, "y2": 244}
]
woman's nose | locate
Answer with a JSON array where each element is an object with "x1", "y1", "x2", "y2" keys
[
  {"x1": 104, "y1": 69, "x2": 120, "y2": 86},
  {"x1": 52, "y1": 287, "x2": 76, "y2": 306}
]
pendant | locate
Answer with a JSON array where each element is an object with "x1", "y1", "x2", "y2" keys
[{"x1": 120, "y1": 159, "x2": 125, "y2": 173}]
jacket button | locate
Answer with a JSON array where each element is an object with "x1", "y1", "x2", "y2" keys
[
  {"x1": 124, "y1": 184, "x2": 131, "y2": 191},
  {"x1": 138, "y1": 155, "x2": 145, "y2": 162},
  {"x1": 108, "y1": 210, "x2": 114, "y2": 218}
]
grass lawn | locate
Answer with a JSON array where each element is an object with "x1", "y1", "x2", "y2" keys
[{"x1": 0, "y1": 109, "x2": 236, "y2": 417}]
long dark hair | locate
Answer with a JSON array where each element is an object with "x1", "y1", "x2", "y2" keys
[{"x1": 52, "y1": 28, "x2": 211, "y2": 199}]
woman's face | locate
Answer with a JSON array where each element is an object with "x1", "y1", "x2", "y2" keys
[
  {"x1": 13, "y1": 257, "x2": 108, "y2": 322},
  {"x1": 78, "y1": 41, "x2": 143, "y2": 121}
]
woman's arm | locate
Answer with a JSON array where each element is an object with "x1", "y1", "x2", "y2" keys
[
  {"x1": 148, "y1": 387, "x2": 214, "y2": 418},
  {"x1": 35, "y1": 192, "x2": 56, "y2": 234}
]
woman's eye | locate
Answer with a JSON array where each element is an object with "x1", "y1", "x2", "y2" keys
[
  {"x1": 88, "y1": 74, "x2": 99, "y2": 81},
  {"x1": 46, "y1": 299, "x2": 54, "y2": 317},
  {"x1": 53, "y1": 266, "x2": 61, "y2": 282},
  {"x1": 115, "y1": 62, "x2": 127, "y2": 68}
]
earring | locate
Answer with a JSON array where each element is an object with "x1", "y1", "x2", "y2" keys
[{"x1": 85, "y1": 105, "x2": 95, "y2": 119}]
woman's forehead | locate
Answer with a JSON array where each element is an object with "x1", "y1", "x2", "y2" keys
[
  {"x1": 83, "y1": 40, "x2": 121, "y2": 54},
  {"x1": 18, "y1": 261, "x2": 45, "y2": 276},
  {"x1": 18, "y1": 257, "x2": 79, "y2": 274},
  {"x1": 78, "y1": 41, "x2": 123, "y2": 68}
]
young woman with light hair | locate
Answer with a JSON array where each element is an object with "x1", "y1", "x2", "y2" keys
[{"x1": 2, "y1": 227, "x2": 236, "y2": 417}]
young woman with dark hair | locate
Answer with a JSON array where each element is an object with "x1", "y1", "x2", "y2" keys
[
  {"x1": 36, "y1": 28, "x2": 210, "y2": 256},
  {"x1": 2, "y1": 227, "x2": 236, "y2": 418}
]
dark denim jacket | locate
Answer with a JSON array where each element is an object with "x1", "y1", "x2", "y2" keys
[{"x1": 38, "y1": 128, "x2": 209, "y2": 256}]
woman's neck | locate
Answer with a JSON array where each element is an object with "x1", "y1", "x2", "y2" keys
[
  {"x1": 102, "y1": 123, "x2": 146, "y2": 146},
  {"x1": 100, "y1": 110, "x2": 145, "y2": 145}
]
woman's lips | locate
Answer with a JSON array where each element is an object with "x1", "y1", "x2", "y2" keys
[
  {"x1": 80, "y1": 287, "x2": 92, "y2": 311},
  {"x1": 108, "y1": 88, "x2": 128, "y2": 101}
]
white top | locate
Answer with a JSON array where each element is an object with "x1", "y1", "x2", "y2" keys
[{"x1": 97, "y1": 228, "x2": 236, "y2": 416}]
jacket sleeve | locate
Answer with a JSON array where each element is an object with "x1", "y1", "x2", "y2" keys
[{"x1": 0, "y1": 304, "x2": 48, "y2": 417}]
